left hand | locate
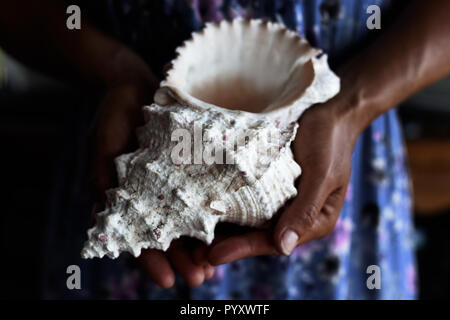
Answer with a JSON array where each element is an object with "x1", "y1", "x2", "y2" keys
[
  {"x1": 208, "y1": 102, "x2": 359, "y2": 265},
  {"x1": 90, "y1": 49, "x2": 215, "y2": 287}
]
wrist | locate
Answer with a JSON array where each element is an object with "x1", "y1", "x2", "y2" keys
[
  {"x1": 315, "y1": 87, "x2": 371, "y2": 148},
  {"x1": 330, "y1": 62, "x2": 383, "y2": 139}
]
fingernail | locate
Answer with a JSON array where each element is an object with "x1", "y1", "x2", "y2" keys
[{"x1": 281, "y1": 229, "x2": 298, "y2": 256}]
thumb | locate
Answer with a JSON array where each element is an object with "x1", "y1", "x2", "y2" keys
[{"x1": 274, "y1": 170, "x2": 330, "y2": 256}]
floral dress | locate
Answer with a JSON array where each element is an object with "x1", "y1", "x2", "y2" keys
[{"x1": 43, "y1": 0, "x2": 417, "y2": 299}]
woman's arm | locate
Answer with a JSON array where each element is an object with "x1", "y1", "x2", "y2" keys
[
  {"x1": 208, "y1": 0, "x2": 450, "y2": 263},
  {"x1": 339, "y1": 0, "x2": 450, "y2": 135}
]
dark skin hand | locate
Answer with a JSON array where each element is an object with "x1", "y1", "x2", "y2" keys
[
  {"x1": 88, "y1": 53, "x2": 216, "y2": 289},
  {"x1": 208, "y1": 0, "x2": 450, "y2": 265},
  {"x1": 209, "y1": 102, "x2": 356, "y2": 263},
  {"x1": 95, "y1": 86, "x2": 216, "y2": 288}
]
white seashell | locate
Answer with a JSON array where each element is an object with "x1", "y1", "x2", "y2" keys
[{"x1": 81, "y1": 19, "x2": 340, "y2": 259}]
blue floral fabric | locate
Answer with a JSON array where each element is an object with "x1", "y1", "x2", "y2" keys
[{"x1": 43, "y1": 0, "x2": 417, "y2": 300}]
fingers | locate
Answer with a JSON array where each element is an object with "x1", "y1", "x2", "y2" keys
[
  {"x1": 204, "y1": 264, "x2": 215, "y2": 280},
  {"x1": 208, "y1": 231, "x2": 277, "y2": 266},
  {"x1": 167, "y1": 241, "x2": 205, "y2": 288},
  {"x1": 191, "y1": 242, "x2": 210, "y2": 266},
  {"x1": 192, "y1": 242, "x2": 215, "y2": 280},
  {"x1": 138, "y1": 249, "x2": 175, "y2": 289},
  {"x1": 274, "y1": 169, "x2": 330, "y2": 256},
  {"x1": 140, "y1": 241, "x2": 216, "y2": 289},
  {"x1": 154, "y1": 87, "x2": 176, "y2": 106}
]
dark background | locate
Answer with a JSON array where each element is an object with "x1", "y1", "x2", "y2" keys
[{"x1": 1, "y1": 47, "x2": 450, "y2": 299}]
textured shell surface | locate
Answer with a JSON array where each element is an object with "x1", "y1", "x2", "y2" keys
[{"x1": 81, "y1": 19, "x2": 340, "y2": 259}]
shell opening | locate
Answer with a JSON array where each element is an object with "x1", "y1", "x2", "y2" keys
[
  {"x1": 161, "y1": 19, "x2": 318, "y2": 114},
  {"x1": 189, "y1": 62, "x2": 315, "y2": 113}
]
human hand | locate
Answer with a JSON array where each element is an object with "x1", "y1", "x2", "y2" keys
[
  {"x1": 208, "y1": 101, "x2": 359, "y2": 265},
  {"x1": 90, "y1": 54, "x2": 214, "y2": 288}
]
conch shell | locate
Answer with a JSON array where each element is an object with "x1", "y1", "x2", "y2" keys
[{"x1": 81, "y1": 19, "x2": 340, "y2": 259}]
